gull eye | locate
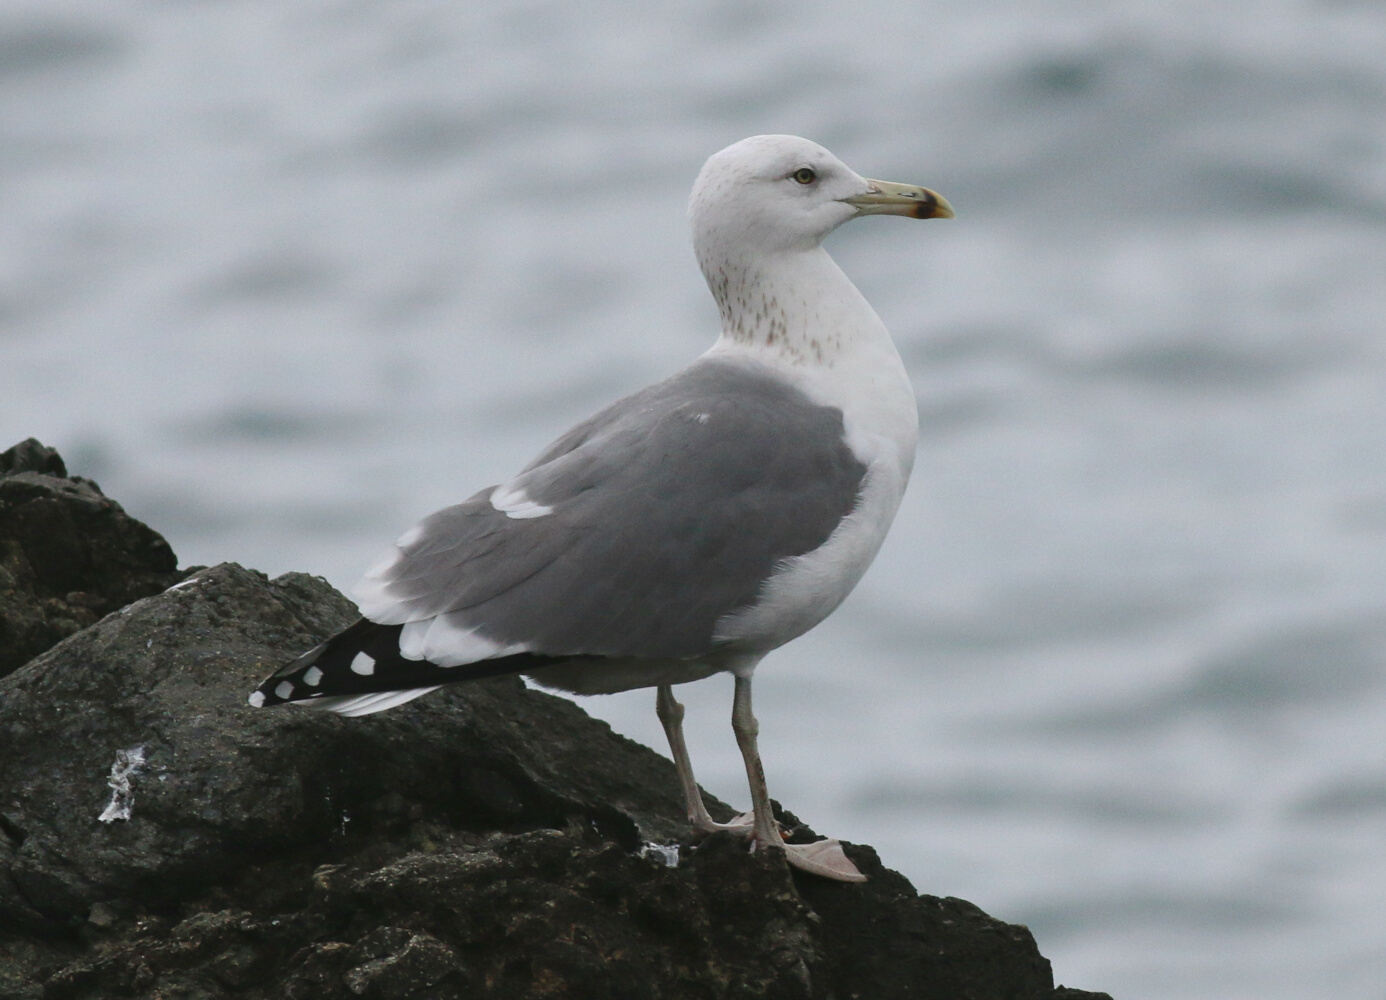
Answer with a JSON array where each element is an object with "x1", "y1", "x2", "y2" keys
[{"x1": 791, "y1": 167, "x2": 816, "y2": 185}]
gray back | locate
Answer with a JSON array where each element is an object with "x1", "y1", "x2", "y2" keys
[{"x1": 374, "y1": 357, "x2": 867, "y2": 660}]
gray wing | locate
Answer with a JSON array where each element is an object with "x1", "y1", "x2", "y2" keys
[{"x1": 354, "y1": 357, "x2": 867, "y2": 661}]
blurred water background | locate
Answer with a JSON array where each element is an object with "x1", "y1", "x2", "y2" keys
[{"x1": 4, "y1": 1, "x2": 1386, "y2": 996}]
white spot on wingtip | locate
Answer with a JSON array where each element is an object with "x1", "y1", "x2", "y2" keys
[
  {"x1": 275, "y1": 680, "x2": 294, "y2": 700},
  {"x1": 397, "y1": 524, "x2": 424, "y2": 548},
  {"x1": 490, "y1": 483, "x2": 553, "y2": 519},
  {"x1": 350, "y1": 652, "x2": 376, "y2": 675},
  {"x1": 248, "y1": 691, "x2": 266, "y2": 708},
  {"x1": 303, "y1": 666, "x2": 323, "y2": 686}
]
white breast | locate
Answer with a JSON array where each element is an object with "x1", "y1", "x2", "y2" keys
[
  {"x1": 688, "y1": 222, "x2": 920, "y2": 659},
  {"x1": 705, "y1": 299, "x2": 919, "y2": 655}
]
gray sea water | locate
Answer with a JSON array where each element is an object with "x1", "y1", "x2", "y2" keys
[{"x1": 4, "y1": 2, "x2": 1385, "y2": 996}]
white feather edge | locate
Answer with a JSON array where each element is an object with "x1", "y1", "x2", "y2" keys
[
  {"x1": 353, "y1": 547, "x2": 408, "y2": 623},
  {"x1": 353, "y1": 479, "x2": 552, "y2": 622},
  {"x1": 489, "y1": 482, "x2": 553, "y2": 519},
  {"x1": 297, "y1": 686, "x2": 443, "y2": 717},
  {"x1": 399, "y1": 613, "x2": 526, "y2": 666}
]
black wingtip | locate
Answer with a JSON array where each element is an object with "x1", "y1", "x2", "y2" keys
[
  {"x1": 248, "y1": 618, "x2": 583, "y2": 709},
  {"x1": 248, "y1": 619, "x2": 390, "y2": 708}
]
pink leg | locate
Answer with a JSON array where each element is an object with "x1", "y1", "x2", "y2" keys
[
  {"x1": 656, "y1": 684, "x2": 753, "y2": 835},
  {"x1": 730, "y1": 673, "x2": 866, "y2": 883}
]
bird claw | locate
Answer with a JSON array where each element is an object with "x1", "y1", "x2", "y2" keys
[
  {"x1": 723, "y1": 811, "x2": 757, "y2": 833},
  {"x1": 782, "y1": 838, "x2": 867, "y2": 882},
  {"x1": 689, "y1": 814, "x2": 866, "y2": 881},
  {"x1": 690, "y1": 811, "x2": 758, "y2": 838}
]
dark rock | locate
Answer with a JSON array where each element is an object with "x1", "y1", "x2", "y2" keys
[
  {"x1": 341, "y1": 931, "x2": 465, "y2": 998},
  {"x1": 0, "y1": 439, "x2": 67, "y2": 479},
  {"x1": 0, "y1": 438, "x2": 183, "y2": 679},
  {"x1": 0, "y1": 468, "x2": 1114, "y2": 997},
  {"x1": 0, "y1": 563, "x2": 696, "y2": 933}
]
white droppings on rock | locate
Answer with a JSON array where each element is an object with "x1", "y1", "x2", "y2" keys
[
  {"x1": 350, "y1": 652, "x2": 376, "y2": 675},
  {"x1": 639, "y1": 842, "x2": 681, "y2": 867},
  {"x1": 97, "y1": 746, "x2": 146, "y2": 824}
]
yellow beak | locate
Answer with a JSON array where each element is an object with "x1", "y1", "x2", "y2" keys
[{"x1": 844, "y1": 179, "x2": 955, "y2": 220}]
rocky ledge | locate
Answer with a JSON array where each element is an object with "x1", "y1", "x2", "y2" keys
[
  {"x1": 0, "y1": 439, "x2": 181, "y2": 681},
  {"x1": 0, "y1": 441, "x2": 1111, "y2": 999}
]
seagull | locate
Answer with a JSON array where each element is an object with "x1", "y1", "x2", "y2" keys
[{"x1": 249, "y1": 135, "x2": 952, "y2": 882}]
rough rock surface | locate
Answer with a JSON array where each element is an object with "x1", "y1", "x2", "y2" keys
[
  {"x1": 0, "y1": 439, "x2": 183, "y2": 680},
  {"x1": 0, "y1": 445, "x2": 1114, "y2": 999}
]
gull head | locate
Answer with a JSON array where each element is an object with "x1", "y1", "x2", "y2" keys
[{"x1": 689, "y1": 134, "x2": 952, "y2": 260}]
